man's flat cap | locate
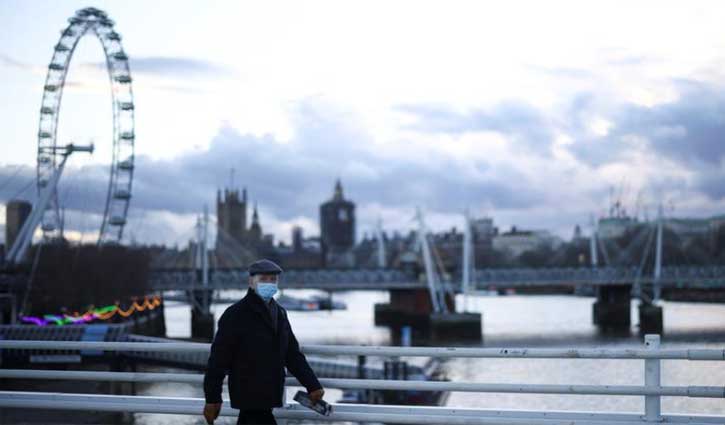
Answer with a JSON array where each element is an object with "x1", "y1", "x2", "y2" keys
[{"x1": 248, "y1": 259, "x2": 284, "y2": 276}]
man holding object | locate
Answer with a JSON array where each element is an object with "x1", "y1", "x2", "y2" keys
[{"x1": 203, "y1": 259, "x2": 325, "y2": 424}]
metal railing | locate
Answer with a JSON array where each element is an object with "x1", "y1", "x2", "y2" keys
[
  {"x1": 0, "y1": 334, "x2": 724, "y2": 424},
  {"x1": 148, "y1": 265, "x2": 725, "y2": 291}
]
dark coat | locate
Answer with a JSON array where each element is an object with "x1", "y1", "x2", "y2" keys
[{"x1": 203, "y1": 287, "x2": 322, "y2": 409}]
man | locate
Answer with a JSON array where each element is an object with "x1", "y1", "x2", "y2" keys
[{"x1": 203, "y1": 259, "x2": 325, "y2": 424}]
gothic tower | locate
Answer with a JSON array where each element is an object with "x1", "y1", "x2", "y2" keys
[
  {"x1": 216, "y1": 187, "x2": 247, "y2": 251},
  {"x1": 319, "y1": 179, "x2": 355, "y2": 267}
]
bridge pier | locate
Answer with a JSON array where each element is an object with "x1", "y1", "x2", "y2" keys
[
  {"x1": 189, "y1": 289, "x2": 214, "y2": 341},
  {"x1": 430, "y1": 312, "x2": 482, "y2": 341},
  {"x1": 638, "y1": 302, "x2": 663, "y2": 335},
  {"x1": 375, "y1": 289, "x2": 482, "y2": 342},
  {"x1": 155, "y1": 296, "x2": 167, "y2": 337},
  {"x1": 0, "y1": 293, "x2": 17, "y2": 325},
  {"x1": 376, "y1": 289, "x2": 432, "y2": 342},
  {"x1": 592, "y1": 284, "x2": 631, "y2": 333}
]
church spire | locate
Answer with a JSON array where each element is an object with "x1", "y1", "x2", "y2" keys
[
  {"x1": 252, "y1": 201, "x2": 259, "y2": 224},
  {"x1": 333, "y1": 178, "x2": 344, "y2": 201},
  {"x1": 249, "y1": 201, "x2": 262, "y2": 242}
]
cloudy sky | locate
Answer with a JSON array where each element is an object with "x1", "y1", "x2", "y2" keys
[{"x1": 1, "y1": 0, "x2": 725, "y2": 246}]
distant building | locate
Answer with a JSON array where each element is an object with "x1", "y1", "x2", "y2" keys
[
  {"x1": 353, "y1": 230, "x2": 393, "y2": 269},
  {"x1": 493, "y1": 226, "x2": 559, "y2": 257},
  {"x1": 572, "y1": 224, "x2": 583, "y2": 241},
  {"x1": 710, "y1": 215, "x2": 725, "y2": 230},
  {"x1": 598, "y1": 212, "x2": 725, "y2": 243},
  {"x1": 319, "y1": 180, "x2": 355, "y2": 268},
  {"x1": 214, "y1": 186, "x2": 275, "y2": 264},
  {"x1": 597, "y1": 216, "x2": 636, "y2": 239},
  {"x1": 292, "y1": 225, "x2": 304, "y2": 252},
  {"x1": 471, "y1": 217, "x2": 496, "y2": 247},
  {"x1": 278, "y1": 226, "x2": 323, "y2": 269},
  {"x1": 216, "y1": 188, "x2": 247, "y2": 249},
  {"x1": 5, "y1": 200, "x2": 32, "y2": 251},
  {"x1": 664, "y1": 218, "x2": 711, "y2": 242}
]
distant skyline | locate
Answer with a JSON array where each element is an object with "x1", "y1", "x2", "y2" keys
[{"x1": 1, "y1": 1, "x2": 725, "y2": 245}]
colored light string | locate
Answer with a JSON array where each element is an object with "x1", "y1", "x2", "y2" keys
[{"x1": 19, "y1": 295, "x2": 162, "y2": 326}]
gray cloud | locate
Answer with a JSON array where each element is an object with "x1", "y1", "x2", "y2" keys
[
  {"x1": 0, "y1": 165, "x2": 37, "y2": 203},
  {"x1": 569, "y1": 80, "x2": 725, "y2": 167},
  {"x1": 397, "y1": 101, "x2": 556, "y2": 155},
  {"x1": 394, "y1": 79, "x2": 725, "y2": 208},
  {"x1": 628, "y1": 80, "x2": 725, "y2": 166},
  {"x1": 130, "y1": 56, "x2": 236, "y2": 79},
  {"x1": 566, "y1": 80, "x2": 725, "y2": 200},
  {"x1": 86, "y1": 56, "x2": 237, "y2": 79},
  {"x1": 526, "y1": 64, "x2": 592, "y2": 79},
  {"x1": 5, "y1": 80, "x2": 725, "y2": 244},
  {"x1": 696, "y1": 169, "x2": 725, "y2": 201},
  {"x1": 128, "y1": 100, "x2": 545, "y2": 221},
  {"x1": 2, "y1": 52, "x2": 235, "y2": 80},
  {"x1": 0, "y1": 53, "x2": 32, "y2": 71},
  {"x1": 0, "y1": 53, "x2": 46, "y2": 76},
  {"x1": 0, "y1": 99, "x2": 545, "y2": 243},
  {"x1": 399, "y1": 80, "x2": 725, "y2": 176},
  {"x1": 606, "y1": 55, "x2": 650, "y2": 67}
]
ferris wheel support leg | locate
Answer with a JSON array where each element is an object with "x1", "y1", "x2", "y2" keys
[
  {"x1": 7, "y1": 145, "x2": 92, "y2": 265},
  {"x1": 6, "y1": 157, "x2": 68, "y2": 264}
]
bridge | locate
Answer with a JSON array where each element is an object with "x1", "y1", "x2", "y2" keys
[
  {"x1": 148, "y1": 263, "x2": 725, "y2": 341},
  {"x1": 0, "y1": 335, "x2": 723, "y2": 424},
  {"x1": 149, "y1": 265, "x2": 725, "y2": 291}
]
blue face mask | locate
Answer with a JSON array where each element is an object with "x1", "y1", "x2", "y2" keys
[{"x1": 256, "y1": 282, "x2": 278, "y2": 300}]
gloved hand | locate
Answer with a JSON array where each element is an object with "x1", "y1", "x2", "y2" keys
[
  {"x1": 203, "y1": 402, "x2": 222, "y2": 424},
  {"x1": 308, "y1": 388, "x2": 325, "y2": 405}
]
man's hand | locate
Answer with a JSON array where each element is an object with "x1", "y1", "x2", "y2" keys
[
  {"x1": 308, "y1": 388, "x2": 325, "y2": 405},
  {"x1": 203, "y1": 402, "x2": 222, "y2": 424}
]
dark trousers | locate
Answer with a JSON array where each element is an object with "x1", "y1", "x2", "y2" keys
[{"x1": 236, "y1": 408, "x2": 277, "y2": 424}]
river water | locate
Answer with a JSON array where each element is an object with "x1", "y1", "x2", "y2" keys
[{"x1": 134, "y1": 290, "x2": 725, "y2": 424}]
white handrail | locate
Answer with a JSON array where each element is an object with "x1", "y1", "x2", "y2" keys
[
  {"x1": 1, "y1": 340, "x2": 723, "y2": 360},
  {"x1": 0, "y1": 369, "x2": 722, "y2": 398},
  {"x1": 1, "y1": 391, "x2": 723, "y2": 425},
  {"x1": 1, "y1": 335, "x2": 724, "y2": 424}
]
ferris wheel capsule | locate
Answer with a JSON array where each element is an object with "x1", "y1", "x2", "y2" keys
[
  {"x1": 109, "y1": 216, "x2": 127, "y2": 226},
  {"x1": 118, "y1": 160, "x2": 134, "y2": 171},
  {"x1": 112, "y1": 52, "x2": 128, "y2": 61},
  {"x1": 114, "y1": 75, "x2": 132, "y2": 84}
]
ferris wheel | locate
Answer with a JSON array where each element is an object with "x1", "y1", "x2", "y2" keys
[{"x1": 37, "y1": 7, "x2": 135, "y2": 244}]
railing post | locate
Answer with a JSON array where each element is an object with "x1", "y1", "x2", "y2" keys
[{"x1": 644, "y1": 334, "x2": 662, "y2": 422}]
